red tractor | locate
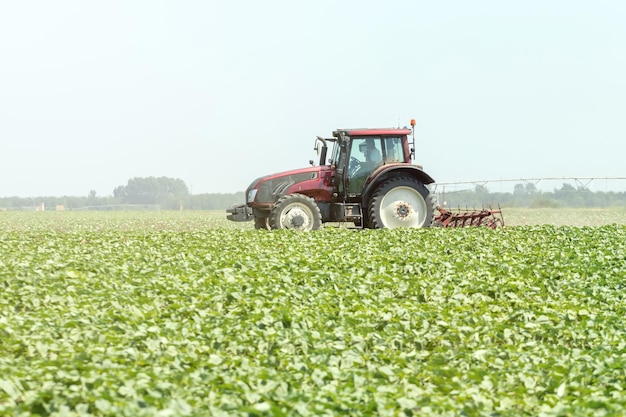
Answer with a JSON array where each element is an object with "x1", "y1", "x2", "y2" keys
[{"x1": 227, "y1": 120, "x2": 442, "y2": 230}]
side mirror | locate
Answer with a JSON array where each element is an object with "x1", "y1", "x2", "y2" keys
[{"x1": 314, "y1": 136, "x2": 328, "y2": 166}]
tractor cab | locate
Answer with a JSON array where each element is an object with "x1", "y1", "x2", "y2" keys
[{"x1": 327, "y1": 127, "x2": 414, "y2": 200}]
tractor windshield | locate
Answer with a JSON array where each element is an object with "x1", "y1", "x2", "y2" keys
[{"x1": 329, "y1": 140, "x2": 341, "y2": 166}]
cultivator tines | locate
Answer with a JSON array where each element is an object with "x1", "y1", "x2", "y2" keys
[{"x1": 434, "y1": 206, "x2": 504, "y2": 229}]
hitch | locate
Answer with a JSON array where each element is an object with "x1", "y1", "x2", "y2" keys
[{"x1": 226, "y1": 204, "x2": 254, "y2": 222}]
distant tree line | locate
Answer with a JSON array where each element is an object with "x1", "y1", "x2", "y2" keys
[
  {"x1": 1, "y1": 178, "x2": 625, "y2": 211},
  {"x1": 0, "y1": 177, "x2": 245, "y2": 211},
  {"x1": 440, "y1": 183, "x2": 626, "y2": 209}
]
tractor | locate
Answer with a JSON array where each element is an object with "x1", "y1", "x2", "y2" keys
[{"x1": 226, "y1": 120, "x2": 502, "y2": 230}]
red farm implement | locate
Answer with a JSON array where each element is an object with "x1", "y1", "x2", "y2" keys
[{"x1": 434, "y1": 206, "x2": 504, "y2": 229}]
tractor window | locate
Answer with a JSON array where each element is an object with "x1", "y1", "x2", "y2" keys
[
  {"x1": 347, "y1": 137, "x2": 382, "y2": 194},
  {"x1": 352, "y1": 138, "x2": 382, "y2": 165},
  {"x1": 383, "y1": 137, "x2": 404, "y2": 162}
]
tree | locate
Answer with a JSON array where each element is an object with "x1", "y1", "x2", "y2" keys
[
  {"x1": 525, "y1": 183, "x2": 538, "y2": 194},
  {"x1": 114, "y1": 177, "x2": 190, "y2": 208}
]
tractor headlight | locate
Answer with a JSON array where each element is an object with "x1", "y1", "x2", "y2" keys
[{"x1": 247, "y1": 189, "x2": 258, "y2": 203}]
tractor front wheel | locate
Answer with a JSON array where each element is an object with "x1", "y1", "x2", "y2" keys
[
  {"x1": 254, "y1": 216, "x2": 270, "y2": 230},
  {"x1": 269, "y1": 194, "x2": 322, "y2": 230},
  {"x1": 369, "y1": 177, "x2": 435, "y2": 229}
]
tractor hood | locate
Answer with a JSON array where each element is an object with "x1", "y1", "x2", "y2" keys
[{"x1": 246, "y1": 165, "x2": 331, "y2": 206}]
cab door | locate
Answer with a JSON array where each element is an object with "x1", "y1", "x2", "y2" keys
[{"x1": 346, "y1": 137, "x2": 383, "y2": 195}]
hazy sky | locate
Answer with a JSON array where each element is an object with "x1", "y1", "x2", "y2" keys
[{"x1": 1, "y1": 1, "x2": 625, "y2": 197}]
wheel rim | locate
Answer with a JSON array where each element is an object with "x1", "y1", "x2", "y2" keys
[
  {"x1": 379, "y1": 186, "x2": 428, "y2": 228},
  {"x1": 279, "y1": 203, "x2": 315, "y2": 230}
]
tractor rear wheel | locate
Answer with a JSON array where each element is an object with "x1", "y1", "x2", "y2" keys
[
  {"x1": 368, "y1": 177, "x2": 435, "y2": 229},
  {"x1": 269, "y1": 194, "x2": 322, "y2": 230}
]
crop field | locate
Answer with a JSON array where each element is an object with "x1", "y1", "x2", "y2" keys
[{"x1": 1, "y1": 209, "x2": 625, "y2": 416}]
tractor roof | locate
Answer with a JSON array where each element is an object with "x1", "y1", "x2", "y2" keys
[{"x1": 332, "y1": 127, "x2": 412, "y2": 137}]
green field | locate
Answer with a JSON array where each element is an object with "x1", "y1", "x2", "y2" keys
[
  {"x1": 1, "y1": 210, "x2": 625, "y2": 416},
  {"x1": 2, "y1": 207, "x2": 626, "y2": 232},
  {"x1": 499, "y1": 207, "x2": 626, "y2": 227}
]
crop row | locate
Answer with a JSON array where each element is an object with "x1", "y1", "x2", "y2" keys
[{"x1": 1, "y1": 222, "x2": 625, "y2": 416}]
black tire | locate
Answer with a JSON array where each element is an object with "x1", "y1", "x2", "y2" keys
[
  {"x1": 254, "y1": 216, "x2": 270, "y2": 230},
  {"x1": 269, "y1": 194, "x2": 322, "y2": 230},
  {"x1": 368, "y1": 176, "x2": 435, "y2": 229}
]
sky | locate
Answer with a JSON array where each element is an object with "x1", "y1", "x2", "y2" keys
[{"x1": 1, "y1": 1, "x2": 625, "y2": 197}]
